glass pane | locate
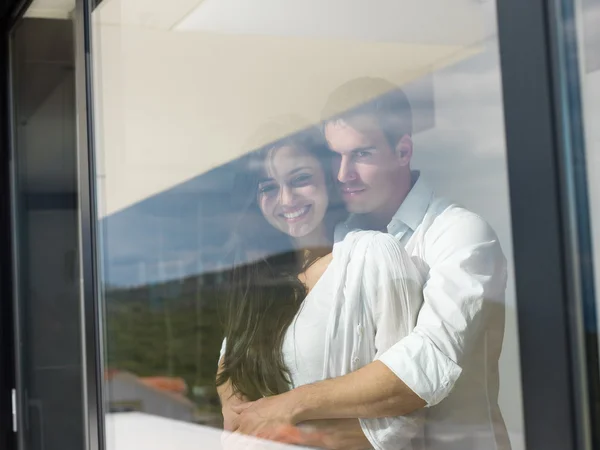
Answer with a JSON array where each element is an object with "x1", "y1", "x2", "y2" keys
[
  {"x1": 572, "y1": 0, "x2": 600, "y2": 438},
  {"x1": 91, "y1": 1, "x2": 525, "y2": 449},
  {"x1": 9, "y1": 1, "x2": 83, "y2": 449}
]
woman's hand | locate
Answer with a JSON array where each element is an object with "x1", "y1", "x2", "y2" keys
[
  {"x1": 217, "y1": 378, "x2": 249, "y2": 431},
  {"x1": 217, "y1": 356, "x2": 251, "y2": 432},
  {"x1": 222, "y1": 397, "x2": 245, "y2": 432}
]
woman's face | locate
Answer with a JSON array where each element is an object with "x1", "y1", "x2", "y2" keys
[{"x1": 257, "y1": 145, "x2": 329, "y2": 239}]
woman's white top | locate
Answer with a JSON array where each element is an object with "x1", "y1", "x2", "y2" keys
[
  {"x1": 221, "y1": 230, "x2": 425, "y2": 450},
  {"x1": 281, "y1": 257, "x2": 335, "y2": 388}
]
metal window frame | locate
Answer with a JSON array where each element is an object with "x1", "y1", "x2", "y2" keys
[
  {"x1": 0, "y1": 1, "x2": 106, "y2": 450},
  {"x1": 497, "y1": 1, "x2": 598, "y2": 449},
  {"x1": 5, "y1": 12, "x2": 25, "y2": 450},
  {"x1": 0, "y1": 10, "x2": 16, "y2": 450},
  {"x1": 73, "y1": 1, "x2": 106, "y2": 450}
]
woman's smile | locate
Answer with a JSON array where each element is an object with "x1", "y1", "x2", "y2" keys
[{"x1": 280, "y1": 205, "x2": 312, "y2": 222}]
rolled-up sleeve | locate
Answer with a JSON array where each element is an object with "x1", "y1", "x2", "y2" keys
[{"x1": 377, "y1": 211, "x2": 507, "y2": 406}]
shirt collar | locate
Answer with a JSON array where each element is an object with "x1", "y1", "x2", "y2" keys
[
  {"x1": 335, "y1": 171, "x2": 434, "y2": 241},
  {"x1": 386, "y1": 171, "x2": 433, "y2": 236}
]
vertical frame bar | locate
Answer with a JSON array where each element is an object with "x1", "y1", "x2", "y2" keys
[
  {"x1": 547, "y1": 0, "x2": 600, "y2": 448},
  {"x1": 497, "y1": 1, "x2": 594, "y2": 450},
  {"x1": 73, "y1": 1, "x2": 104, "y2": 450},
  {"x1": 3, "y1": 1, "x2": 105, "y2": 449},
  {"x1": 0, "y1": 11, "x2": 16, "y2": 450},
  {"x1": 6, "y1": 16, "x2": 26, "y2": 450}
]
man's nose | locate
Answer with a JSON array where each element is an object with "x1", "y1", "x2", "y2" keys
[{"x1": 337, "y1": 158, "x2": 357, "y2": 183}]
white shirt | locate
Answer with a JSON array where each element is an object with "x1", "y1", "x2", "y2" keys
[
  {"x1": 282, "y1": 262, "x2": 335, "y2": 388},
  {"x1": 335, "y1": 172, "x2": 511, "y2": 450},
  {"x1": 221, "y1": 230, "x2": 426, "y2": 450}
]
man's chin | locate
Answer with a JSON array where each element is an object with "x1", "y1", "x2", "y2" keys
[{"x1": 344, "y1": 202, "x2": 372, "y2": 214}]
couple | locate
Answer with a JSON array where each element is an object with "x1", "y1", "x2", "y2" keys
[{"x1": 217, "y1": 78, "x2": 510, "y2": 450}]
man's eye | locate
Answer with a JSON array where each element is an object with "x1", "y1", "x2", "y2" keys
[{"x1": 356, "y1": 151, "x2": 371, "y2": 158}]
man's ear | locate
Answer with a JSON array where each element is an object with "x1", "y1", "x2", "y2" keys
[{"x1": 395, "y1": 134, "x2": 413, "y2": 166}]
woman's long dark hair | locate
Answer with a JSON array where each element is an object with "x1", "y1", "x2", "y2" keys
[{"x1": 217, "y1": 124, "x2": 344, "y2": 401}]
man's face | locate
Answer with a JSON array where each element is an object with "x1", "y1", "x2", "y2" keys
[{"x1": 324, "y1": 116, "x2": 408, "y2": 215}]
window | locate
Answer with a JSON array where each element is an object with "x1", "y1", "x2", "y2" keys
[{"x1": 90, "y1": 1, "x2": 525, "y2": 448}]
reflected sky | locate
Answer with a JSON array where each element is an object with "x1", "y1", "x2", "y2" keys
[{"x1": 102, "y1": 159, "x2": 241, "y2": 287}]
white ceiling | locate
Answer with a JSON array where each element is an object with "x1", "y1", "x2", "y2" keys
[
  {"x1": 94, "y1": 0, "x2": 488, "y2": 47},
  {"x1": 24, "y1": 0, "x2": 75, "y2": 19},
  {"x1": 17, "y1": 0, "x2": 492, "y2": 215},
  {"x1": 175, "y1": 0, "x2": 484, "y2": 46},
  {"x1": 94, "y1": 0, "x2": 205, "y2": 29}
]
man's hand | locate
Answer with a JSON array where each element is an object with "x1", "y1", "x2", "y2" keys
[
  {"x1": 221, "y1": 428, "x2": 295, "y2": 450},
  {"x1": 232, "y1": 396, "x2": 371, "y2": 450},
  {"x1": 298, "y1": 419, "x2": 372, "y2": 450},
  {"x1": 232, "y1": 394, "x2": 298, "y2": 437}
]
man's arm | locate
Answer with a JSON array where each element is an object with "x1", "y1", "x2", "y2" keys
[
  {"x1": 233, "y1": 360, "x2": 425, "y2": 437},
  {"x1": 217, "y1": 342, "x2": 376, "y2": 449},
  {"x1": 235, "y1": 213, "x2": 506, "y2": 435},
  {"x1": 219, "y1": 356, "x2": 375, "y2": 448},
  {"x1": 376, "y1": 212, "x2": 507, "y2": 406},
  {"x1": 291, "y1": 360, "x2": 426, "y2": 422}
]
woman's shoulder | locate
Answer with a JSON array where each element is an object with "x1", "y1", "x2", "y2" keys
[
  {"x1": 338, "y1": 230, "x2": 402, "y2": 251},
  {"x1": 336, "y1": 230, "x2": 422, "y2": 283},
  {"x1": 334, "y1": 230, "x2": 405, "y2": 264}
]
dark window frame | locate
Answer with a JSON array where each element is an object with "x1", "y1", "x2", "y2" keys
[{"x1": 497, "y1": 0, "x2": 598, "y2": 449}]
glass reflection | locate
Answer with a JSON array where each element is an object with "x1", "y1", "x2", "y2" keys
[
  {"x1": 92, "y1": 2, "x2": 524, "y2": 449},
  {"x1": 573, "y1": 0, "x2": 600, "y2": 442}
]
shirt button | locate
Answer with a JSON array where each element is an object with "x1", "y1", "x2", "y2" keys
[
  {"x1": 352, "y1": 357, "x2": 360, "y2": 364},
  {"x1": 357, "y1": 325, "x2": 363, "y2": 336}
]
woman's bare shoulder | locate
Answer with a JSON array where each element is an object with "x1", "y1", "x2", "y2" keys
[{"x1": 299, "y1": 252, "x2": 333, "y2": 292}]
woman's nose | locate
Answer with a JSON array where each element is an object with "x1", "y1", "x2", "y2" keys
[{"x1": 279, "y1": 185, "x2": 296, "y2": 205}]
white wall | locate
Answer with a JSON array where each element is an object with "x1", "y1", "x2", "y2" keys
[{"x1": 92, "y1": 0, "x2": 484, "y2": 216}]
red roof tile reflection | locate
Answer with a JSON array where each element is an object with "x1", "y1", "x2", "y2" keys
[{"x1": 139, "y1": 376, "x2": 188, "y2": 395}]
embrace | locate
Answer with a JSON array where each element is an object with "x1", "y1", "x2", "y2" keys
[{"x1": 217, "y1": 78, "x2": 510, "y2": 450}]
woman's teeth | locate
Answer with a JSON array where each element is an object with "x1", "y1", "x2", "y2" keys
[{"x1": 282, "y1": 206, "x2": 310, "y2": 220}]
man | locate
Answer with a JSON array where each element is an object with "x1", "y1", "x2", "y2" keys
[{"x1": 221, "y1": 78, "x2": 510, "y2": 449}]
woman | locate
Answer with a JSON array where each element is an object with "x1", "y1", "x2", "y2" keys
[{"x1": 217, "y1": 122, "x2": 424, "y2": 449}]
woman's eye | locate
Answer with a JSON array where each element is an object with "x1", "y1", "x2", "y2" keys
[
  {"x1": 258, "y1": 184, "x2": 277, "y2": 195},
  {"x1": 291, "y1": 174, "x2": 312, "y2": 186}
]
